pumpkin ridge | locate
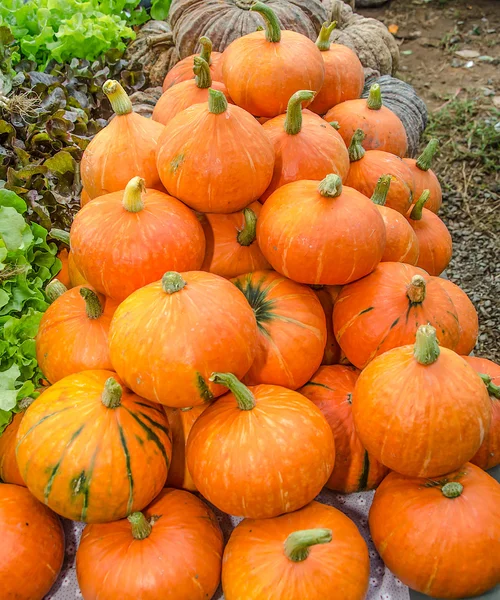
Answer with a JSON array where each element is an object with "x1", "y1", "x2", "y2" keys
[
  {"x1": 358, "y1": 450, "x2": 370, "y2": 491},
  {"x1": 123, "y1": 408, "x2": 170, "y2": 466},
  {"x1": 15, "y1": 407, "x2": 72, "y2": 451},
  {"x1": 137, "y1": 411, "x2": 172, "y2": 440},
  {"x1": 44, "y1": 423, "x2": 85, "y2": 503},
  {"x1": 302, "y1": 381, "x2": 336, "y2": 392},
  {"x1": 117, "y1": 423, "x2": 135, "y2": 514},
  {"x1": 135, "y1": 401, "x2": 165, "y2": 415},
  {"x1": 196, "y1": 372, "x2": 215, "y2": 402},
  {"x1": 78, "y1": 448, "x2": 98, "y2": 522},
  {"x1": 270, "y1": 313, "x2": 325, "y2": 338}
]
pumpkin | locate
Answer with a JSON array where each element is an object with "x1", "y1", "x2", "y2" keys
[
  {"x1": 80, "y1": 188, "x2": 91, "y2": 208},
  {"x1": 309, "y1": 22, "x2": 365, "y2": 115},
  {"x1": 81, "y1": 80, "x2": 165, "y2": 199},
  {"x1": 403, "y1": 138, "x2": 442, "y2": 211},
  {"x1": 70, "y1": 177, "x2": 205, "y2": 302},
  {"x1": 0, "y1": 398, "x2": 33, "y2": 486},
  {"x1": 370, "y1": 174, "x2": 419, "y2": 265},
  {"x1": 68, "y1": 251, "x2": 88, "y2": 286},
  {"x1": 438, "y1": 278, "x2": 478, "y2": 355},
  {"x1": 260, "y1": 90, "x2": 349, "y2": 202},
  {"x1": 156, "y1": 88, "x2": 274, "y2": 213},
  {"x1": 222, "y1": 500, "x2": 369, "y2": 600},
  {"x1": 463, "y1": 357, "x2": 500, "y2": 471},
  {"x1": 333, "y1": 263, "x2": 461, "y2": 369},
  {"x1": 257, "y1": 174, "x2": 386, "y2": 285},
  {"x1": 352, "y1": 324, "x2": 491, "y2": 477},
  {"x1": 299, "y1": 366, "x2": 389, "y2": 493},
  {"x1": 76, "y1": 488, "x2": 223, "y2": 600},
  {"x1": 369, "y1": 464, "x2": 500, "y2": 599},
  {"x1": 0, "y1": 483, "x2": 65, "y2": 600},
  {"x1": 36, "y1": 284, "x2": 116, "y2": 383},
  {"x1": 407, "y1": 190, "x2": 452, "y2": 276},
  {"x1": 170, "y1": 0, "x2": 327, "y2": 60},
  {"x1": 164, "y1": 405, "x2": 208, "y2": 491},
  {"x1": 313, "y1": 285, "x2": 343, "y2": 365},
  {"x1": 16, "y1": 371, "x2": 172, "y2": 522},
  {"x1": 186, "y1": 373, "x2": 335, "y2": 518},
  {"x1": 201, "y1": 203, "x2": 271, "y2": 279},
  {"x1": 109, "y1": 271, "x2": 258, "y2": 408},
  {"x1": 232, "y1": 271, "x2": 327, "y2": 389},
  {"x1": 55, "y1": 247, "x2": 71, "y2": 288},
  {"x1": 325, "y1": 84, "x2": 408, "y2": 157},
  {"x1": 345, "y1": 129, "x2": 414, "y2": 214},
  {"x1": 221, "y1": 3, "x2": 325, "y2": 118}
]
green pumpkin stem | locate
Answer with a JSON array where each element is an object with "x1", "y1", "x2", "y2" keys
[
  {"x1": 284, "y1": 529, "x2": 332, "y2": 562},
  {"x1": 441, "y1": 482, "x2": 463, "y2": 498},
  {"x1": 406, "y1": 275, "x2": 426, "y2": 304},
  {"x1": 209, "y1": 372, "x2": 256, "y2": 411},
  {"x1": 371, "y1": 175, "x2": 391, "y2": 206},
  {"x1": 128, "y1": 512, "x2": 152, "y2": 539},
  {"x1": 318, "y1": 174, "x2": 342, "y2": 198},
  {"x1": 101, "y1": 377, "x2": 123, "y2": 409},
  {"x1": 416, "y1": 138, "x2": 439, "y2": 171},
  {"x1": 103, "y1": 80, "x2": 132, "y2": 115},
  {"x1": 316, "y1": 21, "x2": 337, "y2": 51},
  {"x1": 162, "y1": 272, "x2": 187, "y2": 294},
  {"x1": 122, "y1": 177, "x2": 146, "y2": 213},
  {"x1": 284, "y1": 90, "x2": 315, "y2": 136},
  {"x1": 80, "y1": 288, "x2": 104, "y2": 319},
  {"x1": 330, "y1": 121, "x2": 340, "y2": 130},
  {"x1": 50, "y1": 228, "x2": 70, "y2": 246},
  {"x1": 367, "y1": 83, "x2": 382, "y2": 110},
  {"x1": 410, "y1": 190, "x2": 430, "y2": 221},
  {"x1": 251, "y1": 2, "x2": 282, "y2": 43},
  {"x1": 208, "y1": 88, "x2": 228, "y2": 115},
  {"x1": 348, "y1": 129, "x2": 366, "y2": 162},
  {"x1": 414, "y1": 324, "x2": 440, "y2": 366},
  {"x1": 479, "y1": 374, "x2": 500, "y2": 399},
  {"x1": 199, "y1": 36, "x2": 213, "y2": 65},
  {"x1": 237, "y1": 208, "x2": 258, "y2": 247},
  {"x1": 46, "y1": 279, "x2": 68, "y2": 303},
  {"x1": 193, "y1": 56, "x2": 212, "y2": 89}
]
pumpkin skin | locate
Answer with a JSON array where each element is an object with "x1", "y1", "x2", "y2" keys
[
  {"x1": 36, "y1": 285, "x2": 117, "y2": 384},
  {"x1": 333, "y1": 263, "x2": 460, "y2": 369},
  {"x1": 299, "y1": 366, "x2": 388, "y2": 493},
  {"x1": 162, "y1": 37, "x2": 224, "y2": 90},
  {"x1": 80, "y1": 188, "x2": 91, "y2": 208},
  {"x1": 201, "y1": 202, "x2": 271, "y2": 279},
  {"x1": 187, "y1": 374, "x2": 335, "y2": 518},
  {"x1": 222, "y1": 4, "x2": 325, "y2": 118},
  {"x1": 70, "y1": 178, "x2": 205, "y2": 302},
  {"x1": 403, "y1": 138, "x2": 442, "y2": 212},
  {"x1": 156, "y1": 89, "x2": 274, "y2": 213},
  {"x1": 81, "y1": 80, "x2": 165, "y2": 199},
  {"x1": 0, "y1": 483, "x2": 65, "y2": 600},
  {"x1": 222, "y1": 500, "x2": 370, "y2": 600},
  {"x1": 109, "y1": 271, "x2": 258, "y2": 408},
  {"x1": 369, "y1": 464, "x2": 500, "y2": 599},
  {"x1": 464, "y1": 357, "x2": 500, "y2": 471},
  {"x1": 260, "y1": 91, "x2": 349, "y2": 202},
  {"x1": 16, "y1": 371, "x2": 172, "y2": 523},
  {"x1": 0, "y1": 401, "x2": 33, "y2": 486},
  {"x1": 313, "y1": 285, "x2": 342, "y2": 365},
  {"x1": 257, "y1": 175, "x2": 386, "y2": 285},
  {"x1": 68, "y1": 251, "x2": 88, "y2": 286},
  {"x1": 438, "y1": 278, "x2": 478, "y2": 355},
  {"x1": 55, "y1": 247, "x2": 71, "y2": 288},
  {"x1": 232, "y1": 271, "x2": 327, "y2": 389},
  {"x1": 352, "y1": 325, "x2": 491, "y2": 477},
  {"x1": 76, "y1": 488, "x2": 223, "y2": 600}
]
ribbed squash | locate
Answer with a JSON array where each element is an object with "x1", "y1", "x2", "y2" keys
[{"x1": 403, "y1": 138, "x2": 442, "y2": 213}]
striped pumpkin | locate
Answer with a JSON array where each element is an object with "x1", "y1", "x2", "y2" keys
[{"x1": 16, "y1": 371, "x2": 172, "y2": 523}]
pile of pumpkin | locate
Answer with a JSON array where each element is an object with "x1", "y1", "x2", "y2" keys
[{"x1": 1, "y1": 4, "x2": 499, "y2": 600}]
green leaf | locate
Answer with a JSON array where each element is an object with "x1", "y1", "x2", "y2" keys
[
  {"x1": 0, "y1": 205, "x2": 30, "y2": 250},
  {"x1": 151, "y1": 0, "x2": 171, "y2": 20},
  {"x1": 0, "y1": 189, "x2": 27, "y2": 214}
]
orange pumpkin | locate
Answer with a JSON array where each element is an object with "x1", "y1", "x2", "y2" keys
[
  {"x1": 109, "y1": 271, "x2": 258, "y2": 408},
  {"x1": 70, "y1": 177, "x2": 205, "y2": 302},
  {"x1": 345, "y1": 128, "x2": 414, "y2": 214},
  {"x1": 221, "y1": 3, "x2": 324, "y2": 117},
  {"x1": 0, "y1": 483, "x2": 65, "y2": 600},
  {"x1": 222, "y1": 501, "x2": 369, "y2": 600},
  {"x1": 369, "y1": 464, "x2": 500, "y2": 599},
  {"x1": 201, "y1": 202, "x2": 271, "y2": 278},
  {"x1": 313, "y1": 285, "x2": 343, "y2": 365},
  {"x1": 55, "y1": 247, "x2": 71, "y2": 288},
  {"x1": 464, "y1": 356, "x2": 500, "y2": 471},
  {"x1": 352, "y1": 324, "x2": 491, "y2": 477},
  {"x1": 257, "y1": 174, "x2": 386, "y2": 285},
  {"x1": 260, "y1": 90, "x2": 349, "y2": 202},
  {"x1": 300, "y1": 366, "x2": 388, "y2": 493},
  {"x1": 153, "y1": 56, "x2": 231, "y2": 126},
  {"x1": 187, "y1": 373, "x2": 335, "y2": 518},
  {"x1": 156, "y1": 88, "x2": 274, "y2": 213},
  {"x1": 81, "y1": 80, "x2": 165, "y2": 199},
  {"x1": 0, "y1": 398, "x2": 33, "y2": 486},
  {"x1": 438, "y1": 278, "x2": 478, "y2": 355},
  {"x1": 324, "y1": 83, "x2": 408, "y2": 157},
  {"x1": 67, "y1": 250, "x2": 88, "y2": 286},
  {"x1": 162, "y1": 36, "x2": 223, "y2": 91},
  {"x1": 403, "y1": 137, "x2": 442, "y2": 213},
  {"x1": 77, "y1": 488, "x2": 223, "y2": 600},
  {"x1": 16, "y1": 371, "x2": 172, "y2": 522},
  {"x1": 232, "y1": 271, "x2": 327, "y2": 389},
  {"x1": 309, "y1": 22, "x2": 365, "y2": 115},
  {"x1": 333, "y1": 263, "x2": 461, "y2": 369},
  {"x1": 80, "y1": 188, "x2": 91, "y2": 208},
  {"x1": 406, "y1": 190, "x2": 452, "y2": 276}
]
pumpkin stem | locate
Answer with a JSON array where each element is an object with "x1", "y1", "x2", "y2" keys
[
  {"x1": 284, "y1": 529, "x2": 332, "y2": 562},
  {"x1": 128, "y1": 512, "x2": 152, "y2": 539},
  {"x1": 50, "y1": 228, "x2": 70, "y2": 246},
  {"x1": 409, "y1": 190, "x2": 430, "y2": 221},
  {"x1": 284, "y1": 90, "x2": 315, "y2": 136},
  {"x1": 367, "y1": 83, "x2": 382, "y2": 110},
  {"x1": 416, "y1": 138, "x2": 439, "y2": 172},
  {"x1": 80, "y1": 288, "x2": 104, "y2": 319},
  {"x1": 348, "y1": 129, "x2": 366, "y2": 162},
  {"x1": 162, "y1": 272, "x2": 187, "y2": 294},
  {"x1": 122, "y1": 177, "x2": 146, "y2": 213},
  {"x1": 208, "y1": 88, "x2": 228, "y2": 115},
  {"x1": 237, "y1": 208, "x2": 258, "y2": 247},
  {"x1": 103, "y1": 80, "x2": 133, "y2": 116},
  {"x1": 19, "y1": 397, "x2": 35, "y2": 411},
  {"x1": 193, "y1": 56, "x2": 212, "y2": 89},
  {"x1": 371, "y1": 175, "x2": 392, "y2": 206},
  {"x1": 330, "y1": 121, "x2": 340, "y2": 130},
  {"x1": 406, "y1": 275, "x2": 426, "y2": 304},
  {"x1": 209, "y1": 372, "x2": 256, "y2": 411},
  {"x1": 46, "y1": 279, "x2": 68, "y2": 302},
  {"x1": 199, "y1": 36, "x2": 213, "y2": 65},
  {"x1": 251, "y1": 2, "x2": 282, "y2": 43},
  {"x1": 479, "y1": 373, "x2": 500, "y2": 399},
  {"x1": 414, "y1": 324, "x2": 440, "y2": 366},
  {"x1": 441, "y1": 482, "x2": 463, "y2": 498},
  {"x1": 318, "y1": 174, "x2": 342, "y2": 199},
  {"x1": 101, "y1": 377, "x2": 123, "y2": 409},
  {"x1": 316, "y1": 21, "x2": 337, "y2": 51}
]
